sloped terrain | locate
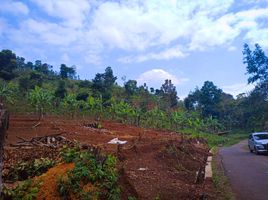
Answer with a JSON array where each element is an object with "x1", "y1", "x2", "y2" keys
[{"x1": 2, "y1": 115, "x2": 213, "y2": 199}]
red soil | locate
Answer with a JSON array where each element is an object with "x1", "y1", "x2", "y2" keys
[
  {"x1": 4, "y1": 115, "x2": 213, "y2": 199},
  {"x1": 37, "y1": 163, "x2": 74, "y2": 200}
]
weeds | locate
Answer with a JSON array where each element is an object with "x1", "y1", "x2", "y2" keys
[
  {"x1": 1, "y1": 179, "x2": 42, "y2": 200},
  {"x1": 5, "y1": 158, "x2": 55, "y2": 182},
  {"x1": 57, "y1": 147, "x2": 120, "y2": 200}
]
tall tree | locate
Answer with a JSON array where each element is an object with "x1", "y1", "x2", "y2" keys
[
  {"x1": 124, "y1": 80, "x2": 138, "y2": 96},
  {"x1": 158, "y1": 79, "x2": 178, "y2": 109},
  {"x1": 185, "y1": 81, "x2": 223, "y2": 118},
  {"x1": 92, "y1": 66, "x2": 117, "y2": 102},
  {"x1": 243, "y1": 43, "x2": 268, "y2": 98},
  {"x1": 16, "y1": 56, "x2": 26, "y2": 69},
  {"x1": 55, "y1": 80, "x2": 67, "y2": 99},
  {"x1": 0, "y1": 50, "x2": 17, "y2": 80},
  {"x1": 60, "y1": 64, "x2": 76, "y2": 79},
  {"x1": 242, "y1": 43, "x2": 268, "y2": 128},
  {"x1": 243, "y1": 43, "x2": 268, "y2": 84}
]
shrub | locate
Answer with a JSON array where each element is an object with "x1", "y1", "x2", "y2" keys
[{"x1": 58, "y1": 148, "x2": 120, "y2": 200}]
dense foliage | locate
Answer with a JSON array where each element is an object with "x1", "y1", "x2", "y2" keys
[
  {"x1": 58, "y1": 147, "x2": 120, "y2": 200},
  {"x1": 0, "y1": 44, "x2": 267, "y2": 133}
]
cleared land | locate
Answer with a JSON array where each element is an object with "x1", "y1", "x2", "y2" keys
[{"x1": 3, "y1": 115, "x2": 214, "y2": 199}]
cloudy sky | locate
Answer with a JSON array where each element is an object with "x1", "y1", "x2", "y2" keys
[{"x1": 1, "y1": 0, "x2": 268, "y2": 98}]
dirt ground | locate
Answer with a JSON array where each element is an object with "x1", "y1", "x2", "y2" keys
[{"x1": 3, "y1": 115, "x2": 214, "y2": 200}]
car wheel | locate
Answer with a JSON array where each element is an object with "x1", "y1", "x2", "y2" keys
[
  {"x1": 249, "y1": 145, "x2": 253, "y2": 153},
  {"x1": 254, "y1": 146, "x2": 259, "y2": 155}
]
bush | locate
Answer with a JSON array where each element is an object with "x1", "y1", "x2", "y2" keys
[
  {"x1": 58, "y1": 148, "x2": 120, "y2": 200},
  {"x1": 1, "y1": 179, "x2": 42, "y2": 200},
  {"x1": 5, "y1": 158, "x2": 55, "y2": 182}
]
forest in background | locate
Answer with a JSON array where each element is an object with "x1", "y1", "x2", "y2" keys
[{"x1": 0, "y1": 43, "x2": 267, "y2": 144}]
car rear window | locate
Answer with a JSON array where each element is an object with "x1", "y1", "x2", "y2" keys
[{"x1": 254, "y1": 134, "x2": 268, "y2": 140}]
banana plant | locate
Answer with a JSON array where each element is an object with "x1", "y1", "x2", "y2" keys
[
  {"x1": 61, "y1": 94, "x2": 80, "y2": 118},
  {"x1": 28, "y1": 86, "x2": 53, "y2": 120},
  {"x1": 0, "y1": 82, "x2": 16, "y2": 104}
]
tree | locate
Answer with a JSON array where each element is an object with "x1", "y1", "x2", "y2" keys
[
  {"x1": 242, "y1": 43, "x2": 268, "y2": 129},
  {"x1": 78, "y1": 80, "x2": 92, "y2": 88},
  {"x1": 0, "y1": 50, "x2": 17, "y2": 80},
  {"x1": 0, "y1": 83, "x2": 15, "y2": 104},
  {"x1": 104, "y1": 67, "x2": 117, "y2": 87},
  {"x1": 158, "y1": 79, "x2": 178, "y2": 109},
  {"x1": 76, "y1": 92, "x2": 89, "y2": 101},
  {"x1": 16, "y1": 56, "x2": 26, "y2": 69},
  {"x1": 34, "y1": 60, "x2": 54, "y2": 75},
  {"x1": 243, "y1": 43, "x2": 268, "y2": 98},
  {"x1": 124, "y1": 80, "x2": 138, "y2": 96},
  {"x1": 61, "y1": 94, "x2": 80, "y2": 118},
  {"x1": 25, "y1": 61, "x2": 34, "y2": 70},
  {"x1": 243, "y1": 43, "x2": 268, "y2": 84},
  {"x1": 55, "y1": 80, "x2": 67, "y2": 99},
  {"x1": 184, "y1": 88, "x2": 200, "y2": 110},
  {"x1": 18, "y1": 72, "x2": 44, "y2": 93},
  {"x1": 28, "y1": 86, "x2": 53, "y2": 120},
  {"x1": 185, "y1": 81, "x2": 223, "y2": 118},
  {"x1": 92, "y1": 66, "x2": 117, "y2": 102},
  {"x1": 60, "y1": 64, "x2": 76, "y2": 79}
]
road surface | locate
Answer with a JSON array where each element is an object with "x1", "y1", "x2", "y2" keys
[{"x1": 220, "y1": 140, "x2": 268, "y2": 200}]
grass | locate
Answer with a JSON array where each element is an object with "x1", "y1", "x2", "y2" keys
[{"x1": 181, "y1": 129, "x2": 249, "y2": 148}]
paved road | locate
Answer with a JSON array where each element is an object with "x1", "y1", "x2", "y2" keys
[{"x1": 220, "y1": 140, "x2": 268, "y2": 200}]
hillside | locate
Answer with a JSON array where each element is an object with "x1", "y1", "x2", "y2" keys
[{"x1": 2, "y1": 115, "x2": 213, "y2": 200}]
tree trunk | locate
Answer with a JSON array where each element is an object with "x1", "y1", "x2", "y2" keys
[
  {"x1": 0, "y1": 109, "x2": 9, "y2": 194},
  {"x1": 0, "y1": 127, "x2": 5, "y2": 195}
]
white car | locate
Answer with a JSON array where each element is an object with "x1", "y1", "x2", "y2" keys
[{"x1": 248, "y1": 132, "x2": 268, "y2": 154}]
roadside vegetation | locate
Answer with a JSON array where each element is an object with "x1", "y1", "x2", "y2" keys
[{"x1": 0, "y1": 43, "x2": 268, "y2": 198}]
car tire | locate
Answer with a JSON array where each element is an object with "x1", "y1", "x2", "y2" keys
[
  {"x1": 249, "y1": 146, "x2": 253, "y2": 153},
  {"x1": 254, "y1": 146, "x2": 259, "y2": 155}
]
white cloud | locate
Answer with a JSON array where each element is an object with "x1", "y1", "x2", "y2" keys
[
  {"x1": 227, "y1": 46, "x2": 237, "y2": 51},
  {"x1": 61, "y1": 53, "x2": 70, "y2": 63},
  {"x1": 137, "y1": 69, "x2": 189, "y2": 88},
  {"x1": 10, "y1": 19, "x2": 80, "y2": 46},
  {"x1": 84, "y1": 51, "x2": 102, "y2": 66},
  {"x1": 118, "y1": 46, "x2": 187, "y2": 63},
  {"x1": 31, "y1": 0, "x2": 92, "y2": 28},
  {"x1": 245, "y1": 28, "x2": 268, "y2": 48},
  {"x1": 222, "y1": 83, "x2": 255, "y2": 97},
  {"x1": 2, "y1": 0, "x2": 268, "y2": 65},
  {"x1": 0, "y1": 1, "x2": 29, "y2": 15}
]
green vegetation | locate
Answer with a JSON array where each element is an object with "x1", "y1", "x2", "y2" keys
[
  {"x1": 1, "y1": 179, "x2": 42, "y2": 200},
  {"x1": 5, "y1": 158, "x2": 55, "y2": 182},
  {"x1": 28, "y1": 86, "x2": 53, "y2": 120},
  {"x1": 58, "y1": 147, "x2": 120, "y2": 200},
  {"x1": 0, "y1": 44, "x2": 267, "y2": 146}
]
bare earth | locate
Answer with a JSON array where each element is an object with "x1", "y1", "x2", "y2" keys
[
  {"x1": 220, "y1": 140, "x2": 268, "y2": 200},
  {"x1": 3, "y1": 114, "x2": 214, "y2": 200}
]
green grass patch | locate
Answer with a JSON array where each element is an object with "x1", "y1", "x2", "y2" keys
[{"x1": 182, "y1": 129, "x2": 249, "y2": 148}]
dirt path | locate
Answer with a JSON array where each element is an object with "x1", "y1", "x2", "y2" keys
[{"x1": 220, "y1": 140, "x2": 268, "y2": 200}]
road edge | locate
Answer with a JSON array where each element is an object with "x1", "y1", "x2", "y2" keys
[{"x1": 211, "y1": 147, "x2": 236, "y2": 200}]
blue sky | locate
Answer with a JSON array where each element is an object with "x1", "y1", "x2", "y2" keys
[{"x1": 1, "y1": 0, "x2": 268, "y2": 99}]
